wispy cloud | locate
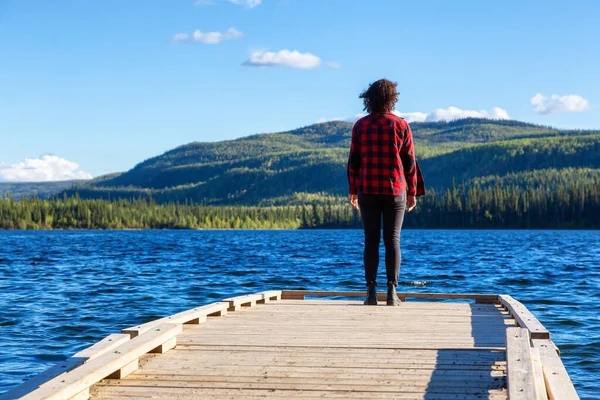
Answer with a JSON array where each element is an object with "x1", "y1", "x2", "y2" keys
[
  {"x1": 230, "y1": 0, "x2": 261, "y2": 7},
  {"x1": 318, "y1": 106, "x2": 510, "y2": 124},
  {"x1": 196, "y1": 0, "x2": 261, "y2": 7},
  {"x1": 424, "y1": 106, "x2": 509, "y2": 122},
  {"x1": 325, "y1": 61, "x2": 342, "y2": 69},
  {"x1": 531, "y1": 93, "x2": 591, "y2": 114},
  {"x1": 171, "y1": 28, "x2": 243, "y2": 44},
  {"x1": 243, "y1": 50, "x2": 322, "y2": 69},
  {"x1": 243, "y1": 50, "x2": 339, "y2": 69},
  {"x1": 395, "y1": 111, "x2": 428, "y2": 123},
  {"x1": 0, "y1": 155, "x2": 92, "y2": 182},
  {"x1": 316, "y1": 116, "x2": 345, "y2": 124}
]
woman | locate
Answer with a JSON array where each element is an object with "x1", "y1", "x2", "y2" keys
[{"x1": 347, "y1": 79, "x2": 424, "y2": 306}]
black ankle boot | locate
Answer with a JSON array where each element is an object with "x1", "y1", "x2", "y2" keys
[
  {"x1": 387, "y1": 282, "x2": 401, "y2": 306},
  {"x1": 364, "y1": 282, "x2": 378, "y2": 305}
]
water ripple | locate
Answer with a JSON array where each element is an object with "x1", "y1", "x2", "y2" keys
[{"x1": 0, "y1": 230, "x2": 598, "y2": 398}]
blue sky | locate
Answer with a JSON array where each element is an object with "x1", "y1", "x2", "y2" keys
[{"x1": 1, "y1": 0, "x2": 599, "y2": 180}]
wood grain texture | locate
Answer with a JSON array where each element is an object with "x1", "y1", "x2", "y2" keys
[
  {"x1": 91, "y1": 298, "x2": 514, "y2": 399},
  {"x1": 499, "y1": 295, "x2": 550, "y2": 339},
  {"x1": 121, "y1": 302, "x2": 228, "y2": 338},
  {"x1": 19, "y1": 323, "x2": 182, "y2": 400},
  {"x1": 505, "y1": 327, "x2": 537, "y2": 399},
  {"x1": 0, "y1": 333, "x2": 130, "y2": 400},
  {"x1": 9, "y1": 292, "x2": 578, "y2": 400},
  {"x1": 532, "y1": 339, "x2": 580, "y2": 400}
]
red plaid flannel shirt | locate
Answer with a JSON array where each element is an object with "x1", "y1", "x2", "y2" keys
[{"x1": 347, "y1": 113, "x2": 425, "y2": 197}]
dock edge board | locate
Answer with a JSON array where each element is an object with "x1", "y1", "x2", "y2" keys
[{"x1": 0, "y1": 290, "x2": 579, "y2": 400}]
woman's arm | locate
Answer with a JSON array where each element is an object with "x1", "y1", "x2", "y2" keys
[
  {"x1": 400, "y1": 123, "x2": 418, "y2": 197},
  {"x1": 400, "y1": 123, "x2": 418, "y2": 211},
  {"x1": 347, "y1": 124, "x2": 360, "y2": 196}
]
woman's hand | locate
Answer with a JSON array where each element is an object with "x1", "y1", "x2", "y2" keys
[
  {"x1": 407, "y1": 195, "x2": 416, "y2": 212},
  {"x1": 349, "y1": 194, "x2": 359, "y2": 210}
]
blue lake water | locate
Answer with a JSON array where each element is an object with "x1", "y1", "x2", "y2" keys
[{"x1": 0, "y1": 230, "x2": 598, "y2": 398}]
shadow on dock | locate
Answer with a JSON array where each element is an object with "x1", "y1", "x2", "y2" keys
[{"x1": 423, "y1": 301, "x2": 509, "y2": 399}]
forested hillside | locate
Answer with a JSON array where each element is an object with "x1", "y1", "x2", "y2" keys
[
  {"x1": 3, "y1": 176, "x2": 599, "y2": 229},
  {"x1": 0, "y1": 180, "x2": 86, "y2": 200},
  {"x1": 57, "y1": 118, "x2": 600, "y2": 206}
]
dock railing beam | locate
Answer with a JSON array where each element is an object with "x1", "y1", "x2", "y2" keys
[{"x1": 3, "y1": 289, "x2": 581, "y2": 400}]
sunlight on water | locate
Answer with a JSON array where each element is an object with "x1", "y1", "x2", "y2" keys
[{"x1": 0, "y1": 230, "x2": 598, "y2": 398}]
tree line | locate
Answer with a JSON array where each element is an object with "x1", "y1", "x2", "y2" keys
[{"x1": 1, "y1": 177, "x2": 599, "y2": 230}]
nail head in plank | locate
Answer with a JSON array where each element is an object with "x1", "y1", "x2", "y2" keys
[{"x1": 74, "y1": 334, "x2": 131, "y2": 361}]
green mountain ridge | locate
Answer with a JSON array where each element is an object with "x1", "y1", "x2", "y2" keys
[
  {"x1": 0, "y1": 180, "x2": 87, "y2": 200},
  {"x1": 38, "y1": 118, "x2": 600, "y2": 204}
]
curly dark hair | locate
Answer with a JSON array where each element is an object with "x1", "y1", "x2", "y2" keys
[{"x1": 359, "y1": 79, "x2": 399, "y2": 114}]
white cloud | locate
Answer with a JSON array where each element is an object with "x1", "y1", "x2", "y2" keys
[
  {"x1": 230, "y1": 0, "x2": 262, "y2": 7},
  {"x1": 316, "y1": 116, "x2": 345, "y2": 124},
  {"x1": 320, "y1": 106, "x2": 510, "y2": 125},
  {"x1": 0, "y1": 155, "x2": 93, "y2": 182},
  {"x1": 394, "y1": 111, "x2": 428, "y2": 123},
  {"x1": 243, "y1": 50, "x2": 322, "y2": 69},
  {"x1": 172, "y1": 27, "x2": 243, "y2": 44},
  {"x1": 424, "y1": 106, "x2": 510, "y2": 122},
  {"x1": 531, "y1": 93, "x2": 591, "y2": 115}
]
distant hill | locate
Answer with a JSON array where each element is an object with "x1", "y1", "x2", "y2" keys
[
  {"x1": 62, "y1": 118, "x2": 600, "y2": 205},
  {"x1": 0, "y1": 180, "x2": 87, "y2": 200}
]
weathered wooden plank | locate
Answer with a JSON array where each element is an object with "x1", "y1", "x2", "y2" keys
[
  {"x1": 143, "y1": 360, "x2": 507, "y2": 371},
  {"x1": 532, "y1": 339, "x2": 580, "y2": 400},
  {"x1": 8, "y1": 294, "x2": 580, "y2": 400},
  {"x1": 170, "y1": 344, "x2": 506, "y2": 356},
  {"x1": 85, "y1": 297, "x2": 518, "y2": 400},
  {"x1": 505, "y1": 327, "x2": 537, "y2": 399},
  {"x1": 121, "y1": 302, "x2": 228, "y2": 338},
  {"x1": 0, "y1": 333, "x2": 130, "y2": 400},
  {"x1": 96, "y1": 379, "x2": 505, "y2": 393},
  {"x1": 135, "y1": 365, "x2": 506, "y2": 378},
  {"x1": 92, "y1": 386, "x2": 509, "y2": 400},
  {"x1": 499, "y1": 295, "x2": 550, "y2": 339},
  {"x1": 99, "y1": 375, "x2": 506, "y2": 390},
  {"x1": 151, "y1": 350, "x2": 507, "y2": 363},
  {"x1": 281, "y1": 290, "x2": 498, "y2": 303},
  {"x1": 19, "y1": 323, "x2": 182, "y2": 400},
  {"x1": 531, "y1": 348, "x2": 549, "y2": 400}
]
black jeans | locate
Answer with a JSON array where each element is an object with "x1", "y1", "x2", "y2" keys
[{"x1": 358, "y1": 192, "x2": 407, "y2": 287}]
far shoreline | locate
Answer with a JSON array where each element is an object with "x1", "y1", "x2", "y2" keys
[{"x1": 1, "y1": 227, "x2": 599, "y2": 232}]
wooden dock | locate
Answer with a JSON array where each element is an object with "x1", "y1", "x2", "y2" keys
[{"x1": 2, "y1": 291, "x2": 580, "y2": 400}]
